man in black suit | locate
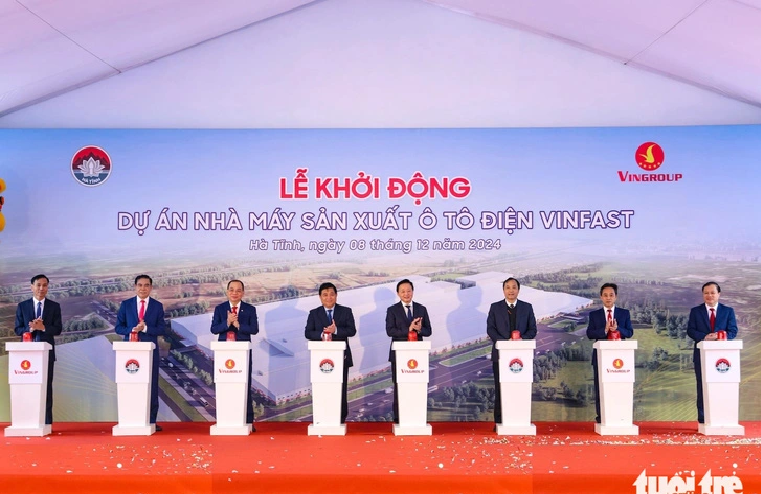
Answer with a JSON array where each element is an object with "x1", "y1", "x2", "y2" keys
[
  {"x1": 586, "y1": 282, "x2": 634, "y2": 423},
  {"x1": 14, "y1": 274, "x2": 63, "y2": 425},
  {"x1": 385, "y1": 278, "x2": 432, "y2": 423},
  {"x1": 210, "y1": 279, "x2": 259, "y2": 426},
  {"x1": 487, "y1": 277, "x2": 537, "y2": 425},
  {"x1": 305, "y1": 282, "x2": 357, "y2": 423}
]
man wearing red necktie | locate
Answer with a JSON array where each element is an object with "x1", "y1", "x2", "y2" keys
[
  {"x1": 115, "y1": 275, "x2": 166, "y2": 431},
  {"x1": 586, "y1": 283, "x2": 634, "y2": 424},
  {"x1": 210, "y1": 279, "x2": 259, "y2": 427},
  {"x1": 687, "y1": 281, "x2": 738, "y2": 424}
]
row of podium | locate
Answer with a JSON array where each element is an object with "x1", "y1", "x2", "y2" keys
[{"x1": 4, "y1": 339, "x2": 744, "y2": 437}]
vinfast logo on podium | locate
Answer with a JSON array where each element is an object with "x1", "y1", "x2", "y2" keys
[
  {"x1": 125, "y1": 359, "x2": 140, "y2": 374},
  {"x1": 633, "y1": 468, "x2": 743, "y2": 494},
  {"x1": 402, "y1": 358, "x2": 424, "y2": 374},
  {"x1": 508, "y1": 358, "x2": 524, "y2": 373},
  {"x1": 319, "y1": 359, "x2": 334, "y2": 373},
  {"x1": 607, "y1": 358, "x2": 630, "y2": 373},
  {"x1": 15, "y1": 360, "x2": 37, "y2": 375},
  {"x1": 71, "y1": 145, "x2": 112, "y2": 187},
  {"x1": 618, "y1": 142, "x2": 682, "y2": 183},
  {"x1": 716, "y1": 358, "x2": 731, "y2": 373},
  {"x1": 219, "y1": 359, "x2": 242, "y2": 374}
]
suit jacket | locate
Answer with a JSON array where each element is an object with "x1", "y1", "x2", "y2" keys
[
  {"x1": 211, "y1": 301, "x2": 259, "y2": 341},
  {"x1": 115, "y1": 296, "x2": 166, "y2": 344},
  {"x1": 385, "y1": 301, "x2": 432, "y2": 362},
  {"x1": 305, "y1": 304, "x2": 357, "y2": 367},
  {"x1": 687, "y1": 303, "x2": 738, "y2": 349},
  {"x1": 15, "y1": 298, "x2": 63, "y2": 359},
  {"x1": 586, "y1": 307, "x2": 634, "y2": 341},
  {"x1": 487, "y1": 299, "x2": 537, "y2": 360}
]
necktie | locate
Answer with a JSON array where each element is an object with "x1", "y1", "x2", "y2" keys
[
  {"x1": 607, "y1": 309, "x2": 612, "y2": 323},
  {"x1": 327, "y1": 309, "x2": 333, "y2": 324},
  {"x1": 710, "y1": 308, "x2": 716, "y2": 331},
  {"x1": 405, "y1": 305, "x2": 412, "y2": 321},
  {"x1": 232, "y1": 306, "x2": 238, "y2": 315},
  {"x1": 36, "y1": 301, "x2": 42, "y2": 319},
  {"x1": 509, "y1": 303, "x2": 515, "y2": 311},
  {"x1": 139, "y1": 299, "x2": 145, "y2": 321}
]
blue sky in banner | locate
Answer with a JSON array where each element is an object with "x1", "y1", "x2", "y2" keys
[{"x1": 0, "y1": 126, "x2": 758, "y2": 261}]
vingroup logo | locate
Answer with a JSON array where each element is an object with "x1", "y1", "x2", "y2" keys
[
  {"x1": 633, "y1": 468, "x2": 743, "y2": 494},
  {"x1": 21, "y1": 360, "x2": 31, "y2": 371},
  {"x1": 407, "y1": 359, "x2": 418, "y2": 370},
  {"x1": 618, "y1": 142, "x2": 682, "y2": 183},
  {"x1": 613, "y1": 358, "x2": 624, "y2": 369},
  {"x1": 635, "y1": 142, "x2": 665, "y2": 171},
  {"x1": 71, "y1": 145, "x2": 112, "y2": 187},
  {"x1": 225, "y1": 359, "x2": 235, "y2": 370}
]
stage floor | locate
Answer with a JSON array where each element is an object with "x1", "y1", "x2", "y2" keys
[{"x1": 3, "y1": 422, "x2": 760, "y2": 493}]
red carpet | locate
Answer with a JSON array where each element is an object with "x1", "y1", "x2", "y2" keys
[{"x1": 2, "y1": 422, "x2": 760, "y2": 493}]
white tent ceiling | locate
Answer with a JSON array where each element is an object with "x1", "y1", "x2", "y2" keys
[{"x1": 1, "y1": 0, "x2": 760, "y2": 127}]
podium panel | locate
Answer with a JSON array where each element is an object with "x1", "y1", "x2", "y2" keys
[
  {"x1": 308, "y1": 341, "x2": 346, "y2": 436},
  {"x1": 112, "y1": 341, "x2": 156, "y2": 436},
  {"x1": 5, "y1": 342, "x2": 52, "y2": 437},
  {"x1": 495, "y1": 340, "x2": 536, "y2": 435},
  {"x1": 210, "y1": 341, "x2": 253, "y2": 436},
  {"x1": 392, "y1": 341, "x2": 432, "y2": 436},
  {"x1": 698, "y1": 340, "x2": 744, "y2": 436},
  {"x1": 593, "y1": 340, "x2": 638, "y2": 436}
]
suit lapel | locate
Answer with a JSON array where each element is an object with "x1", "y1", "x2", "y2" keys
[{"x1": 700, "y1": 303, "x2": 711, "y2": 329}]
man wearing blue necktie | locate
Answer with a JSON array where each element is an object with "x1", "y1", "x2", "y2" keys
[
  {"x1": 14, "y1": 274, "x2": 63, "y2": 425},
  {"x1": 305, "y1": 282, "x2": 357, "y2": 423}
]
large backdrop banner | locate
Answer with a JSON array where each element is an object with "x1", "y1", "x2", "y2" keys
[{"x1": 0, "y1": 127, "x2": 759, "y2": 423}]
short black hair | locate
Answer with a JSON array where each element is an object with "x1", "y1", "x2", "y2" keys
[
  {"x1": 502, "y1": 277, "x2": 520, "y2": 290},
  {"x1": 396, "y1": 279, "x2": 414, "y2": 292},
  {"x1": 702, "y1": 281, "x2": 721, "y2": 293},
  {"x1": 227, "y1": 279, "x2": 245, "y2": 291},
  {"x1": 319, "y1": 282, "x2": 337, "y2": 295},
  {"x1": 134, "y1": 275, "x2": 153, "y2": 285},
  {"x1": 600, "y1": 282, "x2": 618, "y2": 295},
  {"x1": 30, "y1": 274, "x2": 49, "y2": 285}
]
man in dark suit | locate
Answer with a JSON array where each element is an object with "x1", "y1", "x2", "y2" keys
[
  {"x1": 305, "y1": 282, "x2": 356, "y2": 423},
  {"x1": 385, "y1": 278, "x2": 432, "y2": 423},
  {"x1": 210, "y1": 279, "x2": 259, "y2": 427},
  {"x1": 586, "y1": 282, "x2": 634, "y2": 423},
  {"x1": 487, "y1": 277, "x2": 537, "y2": 425},
  {"x1": 686, "y1": 281, "x2": 738, "y2": 424},
  {"x1": 115, "y1": 275, "x2": 166, "y2": 431},
  {"x1": 14, "y1": 274, "x2": 63, "y2": 425}
]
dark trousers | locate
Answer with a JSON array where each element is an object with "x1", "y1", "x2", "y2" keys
[
  {"x1": 492, "y1": 360, "x2": 502, "y2": 423},
  {"x1": 591, "y1": 348, "x2": 601, "y2": 423},
  {"x1": 150, "y1": 348, "x2": 159, "y2": 423},
  {"x1": 341, "y1": 362, "x2": 349, "y2": 423},
  {"x1": 246, "y1": 354, "x2": 255, "y2": 425},
  {"x1": 693, "y1": 348, "x2": 705, "y2": 423},
  {"x1": 391, "y1": 362, "x2": 399, "y2": 423},
  {"x1": 45, "y1": 351, "x2": 54, "y2": 425}
]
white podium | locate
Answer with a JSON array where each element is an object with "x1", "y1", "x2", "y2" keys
[
  {"x1": 593, "y1": 340, "x2": 638, "y2": 435},
  {"x1": 392, "y1": 341, "x2": 432, "y2": 436},
  {"x1": 495, "y1": 340, "x2": 536, "y2": 435},
  {"x1": 307, "y1": 341, "x2": 347, "y2": 436},
  {"x1": 698, "y1": 340, "x2": 744, "y2": 436},
  {"x1": 5, "y1": 342, "x2": 52, "y2": 437},
  {"x1": 210, "y1": 341, "x2": 253, "y2": 436},
  {"x1": 112, "y1": 341, "x2": 156, "y2": 436}
]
